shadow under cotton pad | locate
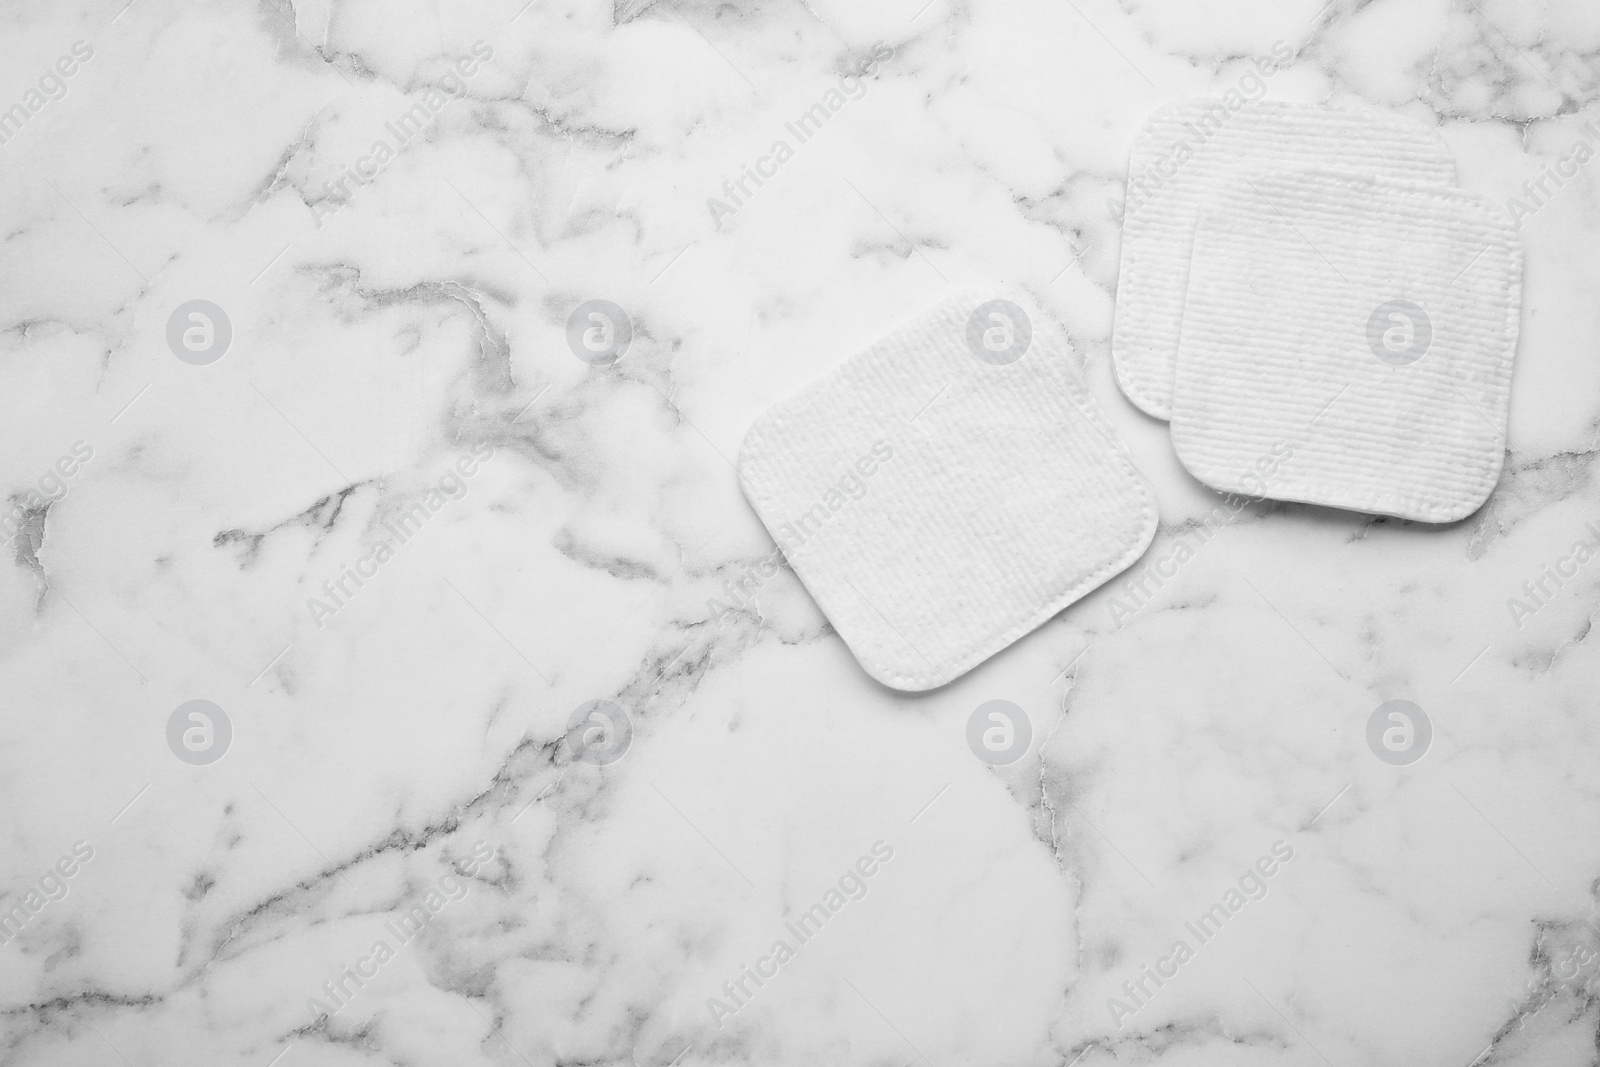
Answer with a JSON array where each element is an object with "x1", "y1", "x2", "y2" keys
[
  {"x1": 1170, "y1": 169, "x2": 1523, "y2": 523},
  {"x1": 737, "y1": 291, "x2": 1158, "y2": 692}
]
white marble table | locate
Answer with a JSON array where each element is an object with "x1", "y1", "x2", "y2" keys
[{"x1": 1, "y1": 1, "x2": 1597, "y2": 1064}]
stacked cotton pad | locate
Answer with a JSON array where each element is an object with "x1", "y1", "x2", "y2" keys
[
  {"x1": 739, "y1": 291, "x2": 1157, "y2": 691},
  {"x1": 1112, "y1": 100, "x2": 1523, "y2": 522}
]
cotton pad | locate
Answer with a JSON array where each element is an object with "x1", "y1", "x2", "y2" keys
[
  {"x1": 1112, "y1": 100, "x2": 1457, "y2": 420},
  {"x1": 738, "y1": 291, "x2": 1157, "y2": 691},
  {"x1": 1169, "y1": 169, "x2": 1522, "y2": 523}
]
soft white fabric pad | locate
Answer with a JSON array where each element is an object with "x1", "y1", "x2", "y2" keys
[
  {"x1": 1170, "y1": 170, "x2": 1522, "y2": 523},
  {"x1": 738, "y1": 291, "x2": 1157, "y2": 691},
  {"x1": 1112, "y1": 100, "x2": 1457, "y2": 420}
]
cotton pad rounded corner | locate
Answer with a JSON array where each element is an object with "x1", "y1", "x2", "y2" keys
[
  {"x1": 1169, "y1": 169, "x2": 1522, "y2": 525},
  {"x1": 1166, "y1": 429, "x2": 1500, "y2": 525},
  {"x1": 1111, "y1": 322, "x2": 1172, "y2": 421},
  {"x1": 735, "y1": 290, "x2": 1159, "y2": 692}
]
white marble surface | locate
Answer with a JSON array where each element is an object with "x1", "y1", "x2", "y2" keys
[{"x1": 1, "y1": 0, "x2": 1599, "y2": 1064}]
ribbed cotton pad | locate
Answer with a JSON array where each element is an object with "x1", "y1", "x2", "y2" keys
[
  {"x1": 738, "y1": 291, "x2": 1157, "y2": 691},
  {"x1": 1112, "y1": 100, "x2": 1457, "y2": 420},
  {"x1": 1170, "y1": 170, "x2": 1522, "y2": 523}
]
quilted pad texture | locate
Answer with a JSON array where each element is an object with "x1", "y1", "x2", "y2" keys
[
  {"x1": 739, "y1": 291, "x2": 1157, "y2": 691},
  {"x1": 1170, "y1": 170, "x2": 1522, "y2": 523},
  {"x1": 1112, "y1": 100, "x2": 1457, "y2": 420}
]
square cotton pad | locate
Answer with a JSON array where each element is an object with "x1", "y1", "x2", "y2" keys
[
  {"x1": 738, "y1": 291, "x2": 1157, "y2": 691},
  {"x1": 1112, "y1": 100, "x2": 1458, "y2": 419},
  {"x1": 1169, "y1": 169, "x2": 1522, "y2": 523}
]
